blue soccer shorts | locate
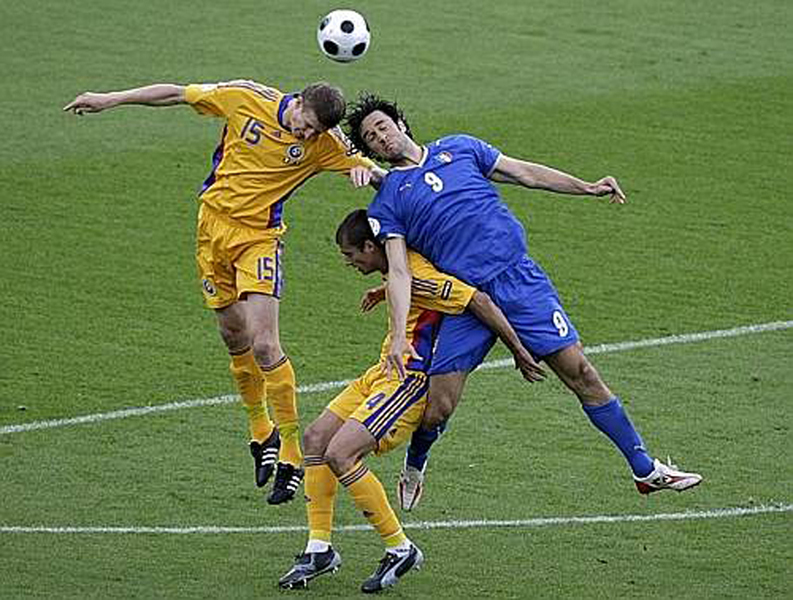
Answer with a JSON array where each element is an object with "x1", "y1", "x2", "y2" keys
[{"x1": 428, "y1": 255, "x2": 579, "y2": 375}]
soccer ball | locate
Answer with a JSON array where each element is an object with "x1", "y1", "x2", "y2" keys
[{"x1": 317, "y1": 9, "x2": 371, "y2": 63}]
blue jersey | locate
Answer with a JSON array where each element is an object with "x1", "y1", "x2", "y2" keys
[{"x1": 367, "y1": 135, "x2": 527, "y2": 286}]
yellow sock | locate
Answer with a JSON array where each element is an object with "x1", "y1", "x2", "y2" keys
[
  {"x1": 230, "y1": 349, "x2": 274, "y2": 442},
  {"x1": 305, "y1": 455, "x2": 338, "y2": 543},
  {"x1": 340, "y1": 462, "x2": 407, "y2": 548},
  {"x1": 263, "y1": 356, "x2": 302, "y2": 466}
]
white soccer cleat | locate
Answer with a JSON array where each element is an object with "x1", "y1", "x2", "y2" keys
[
  {"x1": 397, "y1": 465, "x2": 425, "y2": 511},
  {"x1": 634, "y1": 457, "x2": 703, "y2": 495}
]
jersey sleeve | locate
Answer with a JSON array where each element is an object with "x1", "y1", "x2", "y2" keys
[
  {"x1": 184, "y1": 83, "x2": 252, "y2": 118},
  {"x1": 407, "y1": 252, "x2": 475, "y2": 314},
  {"x1": 367, "y1": 180, "x2": 406, "y2": 240},
  {"x1": 315, "y1": 127, "x2": 376, "y2": 173},
  {"x1": 464, "y1": 135, "x2": 502, "y2": 177}
]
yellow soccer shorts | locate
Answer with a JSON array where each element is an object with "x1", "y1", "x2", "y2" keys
[
  {"x1": 327, "y1": 364, "x2": 428, "y2": 455},
  {"x1": 196, "y1": 205, "x2": 285, "y2": 309}
]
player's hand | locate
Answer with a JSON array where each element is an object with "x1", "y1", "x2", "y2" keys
[
  {"x1": 589, "y1": 176, "x2": 626, "y2": 204},
  {"x1": 513, "y1": 348, "x2": 546, "y2": 383},
  {"x1": 349, "y1": 165, "x2": 374, "y2": 188},
  {"x1": 360, "y1": 286, "x2": 386, "y2": 312},
  {"x1": 383, "y1": 336, "x2": 421, "y2": 381},
  {"x1": 368, "y1": 166, "x2": 387, "y2": 190},
  {"x1": 63, "y1": 92, "x2": 114, "y2": 115}
]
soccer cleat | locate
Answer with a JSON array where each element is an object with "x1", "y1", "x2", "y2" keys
[
  {"x1": 249, "y1": 429, "x2": 280, "y2": 488},
  {"x1": 360, "y1": 544, "x2": 424, "y2": 594},
  {"x1": 267, "y1": 462, "x2": 305, "y2": 505},
  {"x1": 278, "y1": 548, "x2": 342, "y2": 589},
  {"x1": 634, "y1": 457, "x2": 703, "y2": 495},
  {"x1": 397, "y1": 465, "x2": 425, "y2": 511}
]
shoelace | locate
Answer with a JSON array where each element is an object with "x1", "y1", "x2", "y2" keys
[
  {"x1": 401, "y1": 469, "x2": 422, "y2": 484},
  {"x1": 373, "y1": 553, "x2": 399, "y2": 575}
]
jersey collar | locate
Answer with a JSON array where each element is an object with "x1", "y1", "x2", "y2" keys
[
  {"x1": 277, "y1": 93, "x2": 296, "y2": 132},
  {"x1": 392, "y1": 146, "x2": 428, "y2": 171}
]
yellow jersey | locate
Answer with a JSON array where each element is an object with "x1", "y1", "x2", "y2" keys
[
  {"x1": 380, "y1": 251, "x2": 476, "y2": 372},
  {"x1": 185, "y1": 82, "x2": 373, "y2": 230}
]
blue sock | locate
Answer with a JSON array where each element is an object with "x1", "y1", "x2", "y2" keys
[
  {"x1": 405, "y1": 421, "x2": 447, "y2": 471},
  {"x1": 582, "y1": 397, "x2": 654, "y2": 477}
]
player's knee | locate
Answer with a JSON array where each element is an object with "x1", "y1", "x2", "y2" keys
[
  {"x1": 218, "y1": 322, "x2": 249, "y2": 353},
  {"x1": 570, "y1": 357, "x2": 610, "y2": 402},
  {"x1": 303, "y1": 422, "x2": 329, "y2": 456},
  {"x1": 324, "y1": 447, "x2": 355, "y2": 477},
  {"x1": 251, "y1": 336, "x2": 282, "y2": 366},
  {"x1": 423, "y1": 398, "x2": 454, "y2": 428}
]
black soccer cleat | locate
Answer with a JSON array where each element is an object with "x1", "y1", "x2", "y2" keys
[
  {"x1": 278, "y1": 548, "x2": 342, "y2": 589},
  {"x1": 360, "y1": 544, "x2": 424, "y2": 593},
  {"x1": 249, "y1": 429, "x2": 280, "y2": 488},
  {"x1": 267, "y1": 462, "x2": 305, "y2": 505}
]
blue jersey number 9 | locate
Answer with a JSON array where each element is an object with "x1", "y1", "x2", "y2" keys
[
  {"x1": 424, "y1": 171, "x2": 444, "y2": 192},
  {"x1": 552, "y1": 310, "x2": 569, "y2": 337}
]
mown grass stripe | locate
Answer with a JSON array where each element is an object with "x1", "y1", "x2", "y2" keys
[
  {"x1": 2, "y1": 320, "x2": 790, "y2": 436},
  {"x1": 1, "y1": 504, "x2": 789, "y2": 535}
]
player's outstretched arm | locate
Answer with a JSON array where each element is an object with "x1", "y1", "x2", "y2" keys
[
  {"x1": 382, "y1": 237, "x2": 421, "y2": 381},
  {"x1": 467, "y1": 291, "x2": 546, "y2": 383},
  {"x1": 490, "y1": 155, "x2": 626, "y2": 204},
  {"x1": 63, "y1": 84, "x2": 186, "y2": 115},
  {"x1": 218, "y1": 79, "x2": 278, "y2": 100}
]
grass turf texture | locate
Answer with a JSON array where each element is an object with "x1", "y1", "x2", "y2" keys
[{"x1": 1, "y1": 0, "x2": 791, "y2": 598}]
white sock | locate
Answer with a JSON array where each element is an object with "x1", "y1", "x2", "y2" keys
[
  {"x1": 305, "y1": 539, "x2": 330, "y2": 553},
  {"x1": 387, "y1": 539, "x2": 413, "y2": 555}
]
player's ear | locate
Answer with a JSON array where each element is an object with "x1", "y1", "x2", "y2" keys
[{"x1": 397, "y1": 120, "x2": 407, "y2": 133}]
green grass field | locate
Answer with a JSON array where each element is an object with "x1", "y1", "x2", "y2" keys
[{"x1": 1, "y1": 1, "x2": 791, "y2": 598}]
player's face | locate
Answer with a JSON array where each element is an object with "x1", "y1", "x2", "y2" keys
[
  {"x1": 360, "y1": 111, "x2": 407, "y2": 161},
  {"x1": 291, "y1": 101, "x2": 327, "y2": 141},
  {"x1": 339, "y1": 239, "x2": 384, "y2": 275}
]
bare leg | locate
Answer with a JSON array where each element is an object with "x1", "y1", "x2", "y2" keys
[
  {"x1": 422, "y1": 371, "x2": 468, "y2": 429},
  {"x1": 542, "y1": 342, "x2": 612, "y2": 406}
]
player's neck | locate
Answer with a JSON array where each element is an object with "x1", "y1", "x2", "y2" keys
[
  {"x1": 393, "y1": 142, "x2": 424, "y2": 168},
  {"x1": 281, "y1": 97, "x2": 298, "y2": 132}
]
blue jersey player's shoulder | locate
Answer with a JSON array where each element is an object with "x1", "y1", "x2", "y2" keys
[
  {"x1": 368, "y1": 171, "x2": 407, "y2": 240},
  {"x1": 430, "y1": 134, "x2": 502, "y2": 177}
]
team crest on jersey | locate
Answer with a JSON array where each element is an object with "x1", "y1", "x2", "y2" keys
[
  {"x1": 437, "y1": 151, "x2": 453, "y2": 164},
  {"x1": 202, "y1": 278, "x2": 217, "y2": 296},
  {"x1": 368, "y1": 217, "x2": 381, "y2": 237},
  {"x1": 283, "y1": 144, "x2": 305, "y2": 164}
]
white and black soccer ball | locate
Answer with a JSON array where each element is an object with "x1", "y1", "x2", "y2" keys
[{"x1": 317, "y1": 9, "x2": 371, "y2": 63}]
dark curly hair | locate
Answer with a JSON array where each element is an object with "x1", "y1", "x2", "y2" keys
[{"x1": 344, "y1": 92, "x2": 413, "y2": 159}]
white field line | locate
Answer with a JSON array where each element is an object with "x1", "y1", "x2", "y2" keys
[
  {"x1": 1, "y1": 504, "x2": 790, "y2": 535},
  {"x1": 2, "y1": 320, "x2": 791, "y2": 436}
]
